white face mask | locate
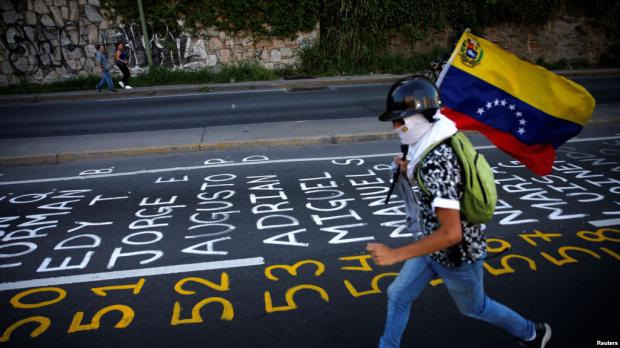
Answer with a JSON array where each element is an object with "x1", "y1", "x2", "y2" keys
[{"x1": 395, "y1": 114, "x2": 432, "y2": 145}]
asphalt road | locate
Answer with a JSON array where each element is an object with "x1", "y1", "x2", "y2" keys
[
  {"x1": 1, "y1": 76, "x2": 619, "y2": 139},
  {"x1": 0, "y1": 121, "x2": 618, "y2": 347}
]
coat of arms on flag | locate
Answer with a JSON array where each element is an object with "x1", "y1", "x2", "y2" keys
[
  {"x1": 437, "y1": 30, "x2": 595, "y2": 176},
  {"x1": 459, "y1": 38, "x2": 484, "y2": 67}
]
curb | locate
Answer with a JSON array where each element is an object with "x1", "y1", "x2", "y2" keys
[
  {"x1": 0, "y1": 132, "x2": 395, "y2": 167},
  {"x1": 2, "y1": 69, "x2": 619, "y2": 104},
  {"x1": 0, "y1": 75, "x2": 405, "y2": 104}
]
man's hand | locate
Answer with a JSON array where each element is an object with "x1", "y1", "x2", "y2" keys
[
  {"x1": 394, "y1": 156, "x2": 408, "y2": 174},
  {"x1": 366, "y1": 243, "x2": 401, "y2": 266}
]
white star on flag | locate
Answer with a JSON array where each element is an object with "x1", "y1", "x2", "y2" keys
[
  {"x1": 518, "y1": 128, "x2": 525, "y2": 135},
  {"x1": 515, "y1": 111, "x2": 522, "y2": 117},
  {"x1": 494, "y1": 99, "x2": 499, "y2": 106},
  {"x1": 477, "y1": 107, "x2": 485, "y2": 115},
  {"x1": 509, "y1": 104, "x2": 515, "y2": 110},
  {"x1": 500, "y1": 99, "x2": 507, "y2": 106},
  {"x1": 519, "y1": 119, "x2": 527, "y2": 125},
  {"x1": 486, "y1": 102, "x2": 492, "y2": 109}
]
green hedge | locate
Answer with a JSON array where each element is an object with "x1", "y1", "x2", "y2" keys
[
  {"x1": 318, "y1": 0, "x2": 556, "y2": 63},
  {"x1": 102, "y1": 0, "x2": 558, "y2": 48},
  {"x1": 101, "y1": 0, "x2": 319, "y2": 37},
  {"x1": 102, "y1": 0, "x2": 562, "y2": 75}
]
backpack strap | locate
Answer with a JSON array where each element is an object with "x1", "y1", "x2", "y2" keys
[{"x1": 414, "y1": 135, "x2": 454, "y2": 195}]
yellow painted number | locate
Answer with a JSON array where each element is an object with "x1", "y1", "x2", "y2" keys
[
  {"x1": 519, "y1": 230, "x2": 562, "y2": 247},
  {"x1": 264, "y1": 285, "x2": 329, "y2": 313},
  {"x1": 68, "y1": 305, "x2": 134, "y2": 333},
  {"x1": 174, "y1": 273, "x2": 230, "y2": 294},
  {"x1": 484, "y1": 238, "x2": 537, "y2": 276},
  {"x1": 171, "y1": 297, "x2": 234, "y2": 325},
  {"x1": 486, "y1": 238, "x2": 511, "y2": 253},
  {"x1": 600, "y1": 247, "x2": 620, "y2": 261},
  {"x1": 343, "y1": 273, "x2": 398, "y2": 297},
  {"x1": 264, "y1": 260, "x2": 329, "y2": 313},
  {"x1": 265, "y1": 260, "x2": 325, "y2": 281},
  {"x1": 577, "y1": 228, "x2": 620, "y2": 243},
  {"x1": 1, "y1": 287, "x2": 66, "y2": 342},
  {"x1": 91, "y1": 278, "x2": 145, "y2": 296},
  {"x1": 171, "y1": 272, "x2": 233, "y2": 326},
  {"x1": 484, "y1": 255, "x2": 537, "y2": 276},
  {"x1": 540, "y1": 246, "x2": 601, "y2": 266},
  {"x1": 338, "y1": 255, "x2": 373, "y2": 271},
  {"x1": 10, "y1": 287, "x2": 66, "y2": 309},
  {"x1": 0, "y1": 316, "x2": 51, "y2": 342}
]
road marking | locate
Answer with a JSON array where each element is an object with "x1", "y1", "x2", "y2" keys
[
  {"x1": 203, "y1": 88, "x2": 288, "y2": 96},
  {"x1": 0, "y1": 257, "x2": 265, "y2": 292},
  {"x1": 588, "y1": 218, "x2": 620, "y2": 227},
  {"x1": 0, "y1": 135, "x2": 618, "y2": 186},
  {"x1": 566, "y1": 136, "x2": 620, "y2": 143},
  {"x1": 0, "y1": 153, "x2": 398, "y2": 185},
  {"x1": 333, "y1": 83, "x2": 392, "y2": 88},
  {"x1": 95, "y1": 88, "x2": 287, "y2": 102},
  {"x1": 96, "y1": 93, "x2": 207, "y2": 102}
]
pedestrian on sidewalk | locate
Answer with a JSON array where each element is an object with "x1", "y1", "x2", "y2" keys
[
  {"x1": 115, "y1": 42, "x2": 132, "y2": 89},
  {"x1": 95, "y1": 44, "x2": 116, "y2": 93},
  {"x1": 367, "y1": 76, "x2": 551, "y2": 348}
]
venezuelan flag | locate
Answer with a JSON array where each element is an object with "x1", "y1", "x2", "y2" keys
[{"x1": 437, "y1": 31, "x2": 595, "y2": 175}]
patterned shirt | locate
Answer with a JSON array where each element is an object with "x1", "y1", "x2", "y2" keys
[{"x1": 418, "y1": 142, "x2": 486, "y2": 267}]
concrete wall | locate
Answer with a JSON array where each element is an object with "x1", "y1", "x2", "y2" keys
[{"x1": 0, "y1": 0, "x2": 319, "y2": 86}]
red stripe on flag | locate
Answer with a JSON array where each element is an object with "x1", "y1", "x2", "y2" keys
[{"x1": 442, "y1": 107, "x2": 555, "y2": 176}]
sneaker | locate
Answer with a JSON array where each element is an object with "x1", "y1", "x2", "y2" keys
[
  {"x1": 517, "y1": 323, "x2": 552, "y2": 348},
  {"x1": 125, "y1": 85, "x2": 132, "y2": 89},
  {"x1": 119, "y1": 81, "x2": 125, "y2": 88},
  {"x1": 96, "y1": 85, "x2": 101, "y2": 92}
]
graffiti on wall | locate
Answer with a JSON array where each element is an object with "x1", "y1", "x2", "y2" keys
[
  {"x1": 0, "y1": 1, "x2": 311, "y2": 85},
  {"x1": 108, "y1": 23, "x2": 208, "y2": 69},
  {"x1": 2, "y1": 20, "x2": 211, "y2": 83},
  {"x1": 3, "y1": 22, "x2": 88, "y2": 78}
]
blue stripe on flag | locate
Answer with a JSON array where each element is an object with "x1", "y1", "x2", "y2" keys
[{"x1": 440, "y1": 66, "x2": 583, "y2": 148}]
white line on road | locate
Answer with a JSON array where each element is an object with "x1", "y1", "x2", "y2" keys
[
  {"x1": 200, "y1": 88, "x2": 288, "y2": 96},
  {"x1": 95, "y1": 88, "x2": 287, "y2": 102},
  {"x1": 0, "y1": 257, "x2": 265, "y2": 292},
  {"x1": 0, "y1": 152, "x2": 398, "y2": 185},
  {"x1": 588, "y1": 218, "x2": 620, "y2": 227},
  {"x1": 0, "y1": 135, "x2": 618, "y2": 186}
]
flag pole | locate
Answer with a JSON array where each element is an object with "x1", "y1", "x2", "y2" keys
[{"x1": 436, "y1": 28, "x2": 470, "y2": 87}]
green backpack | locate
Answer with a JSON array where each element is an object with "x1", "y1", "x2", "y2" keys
[{"x1": 415, "y1": 132, "x2": 497, "y2": 224}]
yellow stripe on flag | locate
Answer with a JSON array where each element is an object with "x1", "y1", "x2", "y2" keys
[{"x1": 449, "y1": 31, "x2": 595, "y2": 126}]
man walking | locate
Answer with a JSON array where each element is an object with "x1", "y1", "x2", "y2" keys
[
  {"x1": 95, "y1": 44, "x2": 116, "y2": 93},
  {"x1": 366, "y1": 76, "x2": 551, "y2": 348}
]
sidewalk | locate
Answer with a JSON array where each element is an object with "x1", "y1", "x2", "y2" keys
[
  {"x1": 1, "y1": 68, "x2": 619, "y2": 104},
  {"x1": 0, "y1": 117, "x2": 394, "y2": 166},
  {"x1": 0, "y1": 74, "x2": 405, "y2": 105},
  {"x1": 1, "y1": 104, "x2": 618, "y2": 167}
]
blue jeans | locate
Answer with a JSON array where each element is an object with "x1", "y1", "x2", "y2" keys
[
  {"x1": 379, "y1": 255, "x2": 535, "y2": 347},
  {"x1": 97, "y1": 70, "x2": 114, "y2": 90}
]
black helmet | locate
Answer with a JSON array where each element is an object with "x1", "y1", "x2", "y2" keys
[{"x1": 378, "y1": 75, "x2": 441, "y2": 122}]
